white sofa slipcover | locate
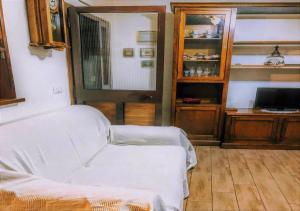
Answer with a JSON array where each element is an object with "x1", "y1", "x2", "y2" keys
[{"x1": 0, "y1": 105, "x2": 196, "y2": 211}]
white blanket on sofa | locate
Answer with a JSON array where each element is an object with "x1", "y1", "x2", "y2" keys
[
  {"x1": 110, "y1": 125, "x2": 197, "y2": 170},
  {"x1": 0, "y1": 105, "x2": 196, "y2": 211},
  {"x1": 0, "y1": 169, "x2": 166, "y2": 211}
]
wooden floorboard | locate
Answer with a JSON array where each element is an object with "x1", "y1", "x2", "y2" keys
[{"x1": 185, "y1": 147, "x2": 300, "y2": 211}]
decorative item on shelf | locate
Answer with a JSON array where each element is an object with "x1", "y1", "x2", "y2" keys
[
  {"x1": 203, "y1": 67, "x2": 210, "y2": 77},
  {"x1": 211, "y1": 64, "x2": 219, "y2": 76},
  {"x1": 189, "y1": 67, "x2": 196, "y2": 77},
  {"x1": 26, "y1": 0, "x2": 67, "y2": 49},
  {"x1": 183, "y1": 98, "x2": 201, "y2": 104},
  {"x1": 189, "y1": 55, "x2": 197, "y2": 61},
  {"x1": 140, "y1": 48, "x2": 155, "y2": 58},
  {"x1": 196, "y1": 67, "x2": 203, "y2": 77},
  {"x1": 183, "y1": 69, "x2": 190, "y2": 77},
  {"x1": 123, "y1": 48, "x2": 134, "y2": 57},
  {"x1": 195, "y1": 53, "x2": 205, "y2": 60},
  {"x1": 264, "y1": 45, "x2": 285, "y2": 66},
  {"x1": 183, "y1": 53, "x2": 189, "y2": 60},
  {"x1": 204, "y1": 55, "x2": 212, "y2": 60},
  {"x1": 205, "y1": 29, "x2": 218, "y2": 39},
  {"x1": 211, "y1": 54, "x2": 220, "y2": 59}
]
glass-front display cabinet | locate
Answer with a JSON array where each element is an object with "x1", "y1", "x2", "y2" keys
[
  {"x1": 171, "y1": 6, "x2": 236, "y2": 145},
  {"x1": 177, "y1": 9, "x2": 232, "y2": 81}
]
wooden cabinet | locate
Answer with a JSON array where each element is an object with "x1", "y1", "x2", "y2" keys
[
  {"x1": 280, "y1": 117, "x2": 300, "y2": 145},
  {"x1": 225, "y1": 116, "x2": 279, "y2": 144},
  {"x1": 223, "y1": 109, "x2": 300, "y2": 149},
  {"x1": 175, "y1": 106, "x2": 220, "y2": 144},
  {"x1": 171, "y1": 3, "x2": 236, "y2": 145}
]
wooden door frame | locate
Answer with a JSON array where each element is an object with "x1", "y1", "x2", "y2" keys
[
  {"x1": 65, "y1": 5, "x2": 166, "y2": 125},
  {"x1": 67, "y1": 5, "x2": 165, "y2": 103}
]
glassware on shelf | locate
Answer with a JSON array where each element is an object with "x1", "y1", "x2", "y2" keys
[
  {"x1": 203, "y1": 67, "x2": 210, "y2": 77},
  {"x1": 211, "y1": 64, "x2": 218, "y2": 77},
  {"x1": 190, "y1": 67, "x2": 196, "y2": 77},
  {"x1": 181, "y1": 13, "x2": 227, "y2": 80},
  {"x1": 196, "y1": 67, "x2": 203, "y2": 77},
  {"x1": 184, "y1": 69, "x2": 190, "y2": 77},
  {"x1": 264, "y1": 46, "x2": 285, "y2": 66}
]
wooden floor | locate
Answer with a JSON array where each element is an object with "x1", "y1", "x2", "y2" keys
[{"x1": 184, "y1": 146, "x2": 300, "y2": 211}]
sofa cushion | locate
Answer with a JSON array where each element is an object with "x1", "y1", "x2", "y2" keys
[
  {"x1": 0, "y1": 105, "x2": 110, "y2": 181},
  {"x1": 65, "y1": 144, "x2": 188, "y2": 211}
]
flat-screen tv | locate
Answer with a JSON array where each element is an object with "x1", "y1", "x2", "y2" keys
[{"x1": 254, "y1": 88, "x2": 300, "y2": 111}]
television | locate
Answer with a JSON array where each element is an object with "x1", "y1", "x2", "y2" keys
[{"x1": 254, "y1": 88, "x2": 300, "y2": 111}]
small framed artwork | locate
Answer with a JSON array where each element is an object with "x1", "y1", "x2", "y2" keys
[
  {"x1": 140, "y1": 48, "x2": 155, "y2": 58},
  {"x1": 141, "y1": 60, "x2": 154, "y2": 68},
  {"x1": 137, "y1": 31, "x2": 157, "y2": 42},
  {"x1": 123, "y1": 48, "x2": 134, "y2": 57}
]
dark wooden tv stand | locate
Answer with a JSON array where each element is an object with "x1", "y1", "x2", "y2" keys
[{"x1": 222, "y1": 108, "x2": 300, "y2": 149}]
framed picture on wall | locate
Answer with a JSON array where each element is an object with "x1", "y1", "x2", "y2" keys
[
  {"x1": 137, "y1": 31, "x2": 157, "y2": 42},
  {"x1": 123, "y1": 48, "x2": 134, "y2": 57},
  {"x1": 141, "y1": 60, "x2": 154, "y2": 68},
  {"x1": 140, "y1": 48, "x2": 155, "y2": 58}
]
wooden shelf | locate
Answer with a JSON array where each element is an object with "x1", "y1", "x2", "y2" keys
[
  {"x1": 233, "y1": 41, "x2": 300, "y2": 55},
  {"x1": 177, "y1": 79, "x2": 225, "y2": 83},
  {"x1": 0, "y1": 98, "x2": 25, "y2": 106},
  {"x1": 176, "y1": 103, "x2": 220, "y2": 107},
  {"x1": 233, "y1": 41, "x2": 300, "y2": 46},
  {"x1": 237, "y1": 14, "x2": 300, "y2": 19},
  {"x1": 185, "y1": 38, "x2": 221, "y2": 40},
  {"x1": 230, "y1": 65, "x2": 300, "y2": 81},
  {"x1": 231, "y1": 64, "x2": 300, "y2": 71},
  {"x1": 184, "y1": 59, "x2": 220, "y2": 62}
]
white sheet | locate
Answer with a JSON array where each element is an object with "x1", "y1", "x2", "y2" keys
[
  {"x1": 0, "y1": 105, "x2": 191, "y2": 211},
  {"x1": 110, "y1": 125, "x2": 197, "y2": 170},
  {"x1": 0, "y1": 106, "x2": 110, "y2": 182},
  {"x1": 66, "y1": 144, "x2": 188, "y2": 211},
  {"x1": 0, "y1": 169, "x2": 166, "y2": 211}
]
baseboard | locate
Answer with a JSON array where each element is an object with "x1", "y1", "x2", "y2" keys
[
  {"x1": 191, "y1": 139, "x2": 220, "y2": 146},
  {"x1": 221, "y1": 142, "x2": 300, "y2": 150}
]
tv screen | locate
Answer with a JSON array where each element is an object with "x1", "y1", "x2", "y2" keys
[{"x1": 254, "y1": 88, "x2": 300, "y2": 110}]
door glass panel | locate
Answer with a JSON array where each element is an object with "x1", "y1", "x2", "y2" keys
[
  {"x1": 79, "y1": 13, "x2": 158, "y2": 91},
  {"x1": 183, "y1": 14, "x2": 225, "y2": 78}
]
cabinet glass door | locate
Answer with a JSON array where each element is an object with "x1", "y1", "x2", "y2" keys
[{"x1": 178, "y1": 10, "x2": 232, "y2": 81}]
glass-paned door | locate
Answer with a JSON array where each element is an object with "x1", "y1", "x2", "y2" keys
[
  {"x1": 178, "y1": 10, "x2": 232, "y2": 81},
  {"x1": 68, "y1": 6, "x2": 166, "y2": 125}
]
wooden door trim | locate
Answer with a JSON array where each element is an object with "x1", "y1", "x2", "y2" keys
[{"x1": 68, "y1": 6, "x2": 165, "y2": 103}]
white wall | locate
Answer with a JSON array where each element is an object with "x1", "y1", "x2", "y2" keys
[{"x1": 0, "y1": 0, "x2": 71, "y2": 123}]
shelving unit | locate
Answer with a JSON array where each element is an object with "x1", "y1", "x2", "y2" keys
[
  {"x1": 231, "y1": 64, "x2": 300, "y2": 71},
  {"x1": 171, "y1": 2, "x2": 300, "y2": 148},
  {"x1": 233, "y1": 41, "x2": 300, "y2": 55},
  {"x1": 171, "y1": 6, "x2": 236, "y2": 145}
]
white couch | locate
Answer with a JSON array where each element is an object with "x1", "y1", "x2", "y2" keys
[{"x1": 0, "y1": 105, "x2": 196, "y2": 211}]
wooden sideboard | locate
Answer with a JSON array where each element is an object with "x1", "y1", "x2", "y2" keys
[{"x1": 222, "y1": 109, "x2": 300, "y2": 149}]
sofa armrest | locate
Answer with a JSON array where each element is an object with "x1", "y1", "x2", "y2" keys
[
  {"x1": 0, "y1": 169, "x2": 165, "y2": 211},
  {"x1": 109, "y1": 125, "x2": 197, "y2": 169}
]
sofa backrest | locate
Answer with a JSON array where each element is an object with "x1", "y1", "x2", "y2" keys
[{"x1": 0, "y1": 105, "x2": 110, "y2": 182}]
